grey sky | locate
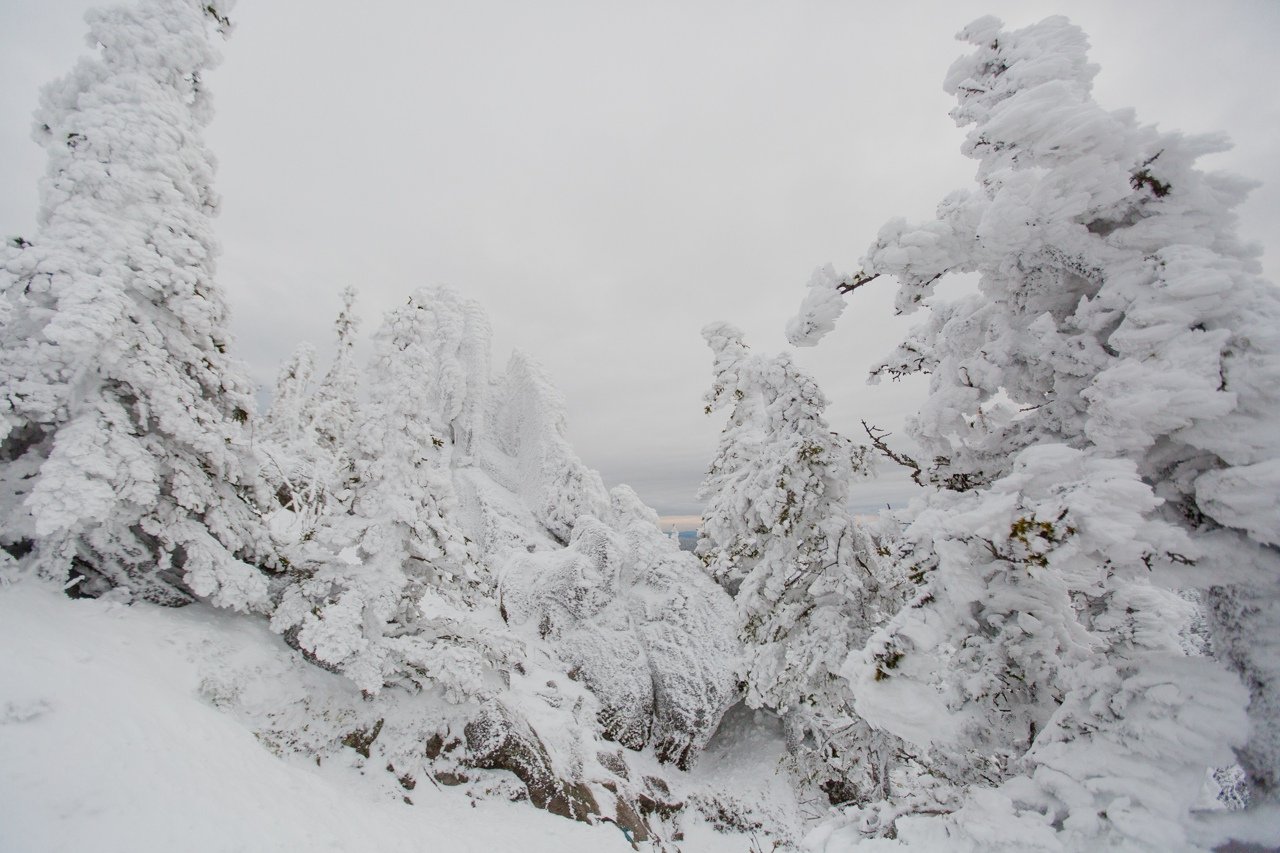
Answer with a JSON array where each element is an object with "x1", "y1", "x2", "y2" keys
[{"x1": 3, "y1": 1, "x2": 1277, "y2": 519}]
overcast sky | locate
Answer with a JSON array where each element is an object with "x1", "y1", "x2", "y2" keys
[{"x1": 2, "y1": 1, "x2": 1278, "y2": 522}]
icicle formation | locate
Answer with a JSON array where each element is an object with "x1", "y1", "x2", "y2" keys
[
  {"x1": 0, "y1": 0, "x2": 271, "y2": 610},
  {"x1": 697, "y1": 322, "x2": 902, "y2": 799},
  {"x1": 792, "y1": 15, "x2": 1278, "y2": 849}
]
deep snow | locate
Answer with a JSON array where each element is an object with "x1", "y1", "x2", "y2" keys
[{"x1": 0, "y1": 583, "x2": 772, "y2": 852}]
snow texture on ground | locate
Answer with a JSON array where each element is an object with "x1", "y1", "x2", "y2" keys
[{"x1": 0, "y1": 583, "x2": 780, "y2": 852}]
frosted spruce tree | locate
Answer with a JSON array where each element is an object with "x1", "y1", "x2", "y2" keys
[
  {"x1": 0, "y1": 0, "x2": 272, "y2": 610},
  {"x1": 309, "y1": 286, "x2": 362, "y2": 458},
  {"x1": 272, "y1": 289, "x2": 505, "y2": 698},
  {"x1": 262, "y1": 343, "x2": 317, "y2": 450},
  {"x1": 259, "y1": 342, "x2": 317, "y2": 512},
  {"x1": 791, "y1": 15, "x2": 1277, "y2": 848},
  {"x1": 695, "y1": 322, "x2": 764, "y2": 592},
  {"x1": 697, "y1": 322, "x2": 903, "y2": 803},
  {"x1": 411, "y1": 286, "x2": 491, "y2": 462}
]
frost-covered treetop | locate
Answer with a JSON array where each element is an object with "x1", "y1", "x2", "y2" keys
[
  {"x1": 35, "y1": 0, "x2": 234, "y2": 236},
  {"x1": 788, "y1": 14, "x2": 1280, "y2": 502},
  {"x1": 944, "y1": 15, "x2": 1100, "y2": 154}
]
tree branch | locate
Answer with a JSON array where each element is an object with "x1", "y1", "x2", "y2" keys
[
  {"x1": 837, "y1": 271, "x2": 880, "y2": 294},
  {"x1": 861, "y1": 421, "x2": 924, "y2": 487}
]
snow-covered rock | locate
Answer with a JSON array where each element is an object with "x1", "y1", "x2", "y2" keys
[{"x1": 500, "y1": 504, "x2": 738, "y2": 768}]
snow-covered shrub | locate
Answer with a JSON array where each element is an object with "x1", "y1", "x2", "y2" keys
[
  {"x1": 791, "y1": 14, "x2": 1279, "y2": 846},
  {"x1": 501, "y1": 496, "x2": 737, "y2": 769},
  {"x1": 0, "y1": 0, "x2": 271, "y2": 610}
]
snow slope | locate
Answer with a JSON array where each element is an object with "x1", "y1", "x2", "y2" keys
[
  {"x1": 0, "y1": 582, "x2": 786, "y2": 852},
  {"x1": 0, "y1": 584, "x2": 622, "y2": 852}
]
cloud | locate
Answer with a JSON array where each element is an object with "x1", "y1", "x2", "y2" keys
[{"x1": 2, "y1": 0, "x2": 1276, "y2": 521}]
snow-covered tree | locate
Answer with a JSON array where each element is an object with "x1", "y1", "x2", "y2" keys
[
  {"x1": 271, "y1": 289, "x2": 505, "y2": 698},
  {"x1": 257, "y1": 291, "x2": 365, "y2": 554},
  {"x1": 262, "y1": 343, "x2": 317, "y2": 448},
  {"x1": 490, "y1": 351, "x2": 612, "y2": 545},
  {"x1": 698, "y1": 322, "x2": 902, "y2": 800},
  {"x1": 609, "y1": 485, "x2": 739, "y2": 769},
  {"x1": 449, "y1": 290, "x2": 493, "y2": 459},
  {"x1": 259, "y1": 343, "x2": 317, "y2": 501},
  {"x1": 695, "y1": 322, "x2": 765, "y2": 591},
  {"x1": 309, "y1": 286, "x2": 362, "y2": 457},
  {"x1": 791, "y1": 14, "x2": 1277, "y2": 845},
  {"x1": 0, "y1": 0, "x2": 271, "y2": 611},
  {"x1": 403, "y1": 286, "x2": 492, "y2": 462}
]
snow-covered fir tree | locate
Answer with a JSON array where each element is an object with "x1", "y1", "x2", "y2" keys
[
  {"x1": 698, "y1": 322, "x2": 903, "y2": 803},
  {"x1": 262, "y1": 342, "x2": 317, "y2": 451},
  {"x1": 260, "y1": 343, "x2": 320, "y2": 515},
  {"x1": 272, "y1": 289, "x2": 505, "y2": 698},
  {"x1": 432, "y1": 288, "x2": 492, "y2": 460},
  {"x1": 256, "y1": 290, "x2": 368, "y2": 557},
  {"x1": 0, "y1": 0, "x2": 272, "y2": 611},
  {"x1": 791, "y1": 14, "x2": 1278, "y2": 848},
  {"x1": 309, "y1": 286, "x2": 362, "y2": 458},
  {"x1": 695, "y1": 322, "x2": 764, "y2": 592}
]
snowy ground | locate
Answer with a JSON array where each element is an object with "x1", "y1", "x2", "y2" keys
[{"x1": 0, "y1": 583, "x2": 780, "y2": 853}]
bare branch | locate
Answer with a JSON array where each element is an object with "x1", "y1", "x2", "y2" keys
[
  {"x1": 837, "y1": 271, "x2": 880, "y2": 294},
  {"x1": 862, "y1": 421, "x2": 924, "y2": 487}
]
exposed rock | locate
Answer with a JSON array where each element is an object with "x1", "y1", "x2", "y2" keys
[
  {"x1": 433, "y1": 771, "x2": 469, "y2": 787},
  {"x1": 597, "y1": 750, "x2": 630, "y2": 780},
  {"x1": 602, "y1": 781, "x2": 650, "y2": 846},
  {"x1": 643, "y1": 775, "x2": 672, "y2": 800},
  {"x1": 341, "y1": 718, "x2": 383, "y2": 759},
  {"x1": 385, "y1": 763, "x2": 417, "y2": 791},
  {"x1": 423, "y1": 731, "x2": 462, "y2": 761},
  {"x1": 463, "y1": 701, "x2": 599, "y2": 823}
]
